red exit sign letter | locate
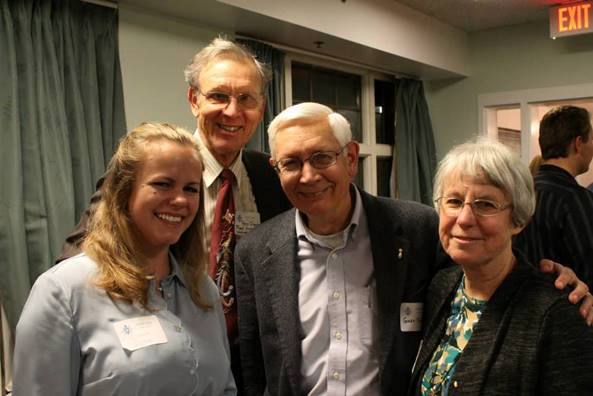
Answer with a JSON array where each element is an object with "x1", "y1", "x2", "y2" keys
[{"x1": 550, "y1": 1, "x2": 593, "y2": 38}]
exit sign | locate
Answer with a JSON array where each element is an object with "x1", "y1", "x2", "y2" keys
[{"x1": 550, "y1": 1, "x2": 593, "y2": 38}]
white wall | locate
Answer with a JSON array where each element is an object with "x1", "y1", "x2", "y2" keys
[
  {"x1": 119, "y1": 5, "x2": 229, "y2": 131},
  {"x1": 426, "y1": 21, "x2": 593, "y2": 160},
  {"x1": 219, "y1": 0, "x2": 470, "y2": 77}
]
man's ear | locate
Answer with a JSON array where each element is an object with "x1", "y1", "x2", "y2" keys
[
  {"x1": 575, "y1": 135, "x2": 586, "y2": 152},
  {"x1": 345, "y1": 141, "x2": 360, "y2": 178},
  {"x1": 188, "y1": 87, "x2": 200, "y2": 117}
]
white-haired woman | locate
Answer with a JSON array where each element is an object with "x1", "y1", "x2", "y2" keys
[
  {"x1": 409, "y1": 138, "x2": 593, "y2": 395},
  {"x1": 14, "y1": 123, "x2": 236, "y2": 395}
]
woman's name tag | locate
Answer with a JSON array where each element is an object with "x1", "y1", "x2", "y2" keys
[{"x1": 113, "y1": 315, "x2": 168, "y2": 351}]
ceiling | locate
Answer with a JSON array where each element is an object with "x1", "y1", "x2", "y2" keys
[
  {"x1": 114, "y1": 0, "x2": 572, "y2": 79},
  {"x1": 394, "y1": 0, "x2": 559, "y2": 32},
  {"x1": 115, "y1": 0, "x2": 567, "y2": 37}
]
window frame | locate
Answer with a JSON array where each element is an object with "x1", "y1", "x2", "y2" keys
[{"x1": 284, "y1": 53, "x2": 393, "y2": 196}]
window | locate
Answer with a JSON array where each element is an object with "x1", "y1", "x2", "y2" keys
[
  {"x1": 291, "y1": 62, "x2": 362, "y2": 142},
  {"x1": 285, "y1": 54, "x2": 394, "y2": 197}
]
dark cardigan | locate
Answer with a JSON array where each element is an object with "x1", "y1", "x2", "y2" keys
[{"x1": 409, "y1": 252, "x2": 593, "y2": 395}]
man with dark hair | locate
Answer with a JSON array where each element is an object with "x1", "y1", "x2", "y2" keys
[{"x1": 518, "y1": 105, "x2": 593, "y2": 288}]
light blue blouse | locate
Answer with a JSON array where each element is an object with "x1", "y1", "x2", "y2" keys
[{"x1": 13, "y1": 253, "x2": 236, "y2": 396}]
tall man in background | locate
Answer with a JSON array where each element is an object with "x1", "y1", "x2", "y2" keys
[
  {"x1": 58, "y1": 38, "x2": 291, "y2": 391},
  {"x1": 518, "y1": 105, "x2": 593, "y2": 288}
]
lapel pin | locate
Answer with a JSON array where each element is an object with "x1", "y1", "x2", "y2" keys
[{"x1": 397, "y1": 248, "x2": 403, "y2": 260}]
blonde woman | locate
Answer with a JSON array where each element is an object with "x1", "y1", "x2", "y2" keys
[{"x1": 14, "y1": 123, "x2": 235, "y2": 395}]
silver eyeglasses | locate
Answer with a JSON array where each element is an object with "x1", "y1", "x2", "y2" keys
[
  {"x1": 273, "y1": 147, "x2": 345, "y2": 174},
  {"x1": 435, "y1": 196, "x2": 512, "y2": 217},
  {"x1": 198, "y1": 90, "x2": 262, "y2": 110}
]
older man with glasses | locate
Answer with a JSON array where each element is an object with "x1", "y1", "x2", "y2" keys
[
  {"x1": 235, "y1": 102, "x2": 444, "y2": 396},
  {"x1": 57, "y1": 38, "x2": 291, "y2": 393}
]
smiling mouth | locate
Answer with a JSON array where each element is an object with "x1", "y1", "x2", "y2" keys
[
  {"x1": 453, "y1": 235, "x2": 481, "y2": 242},
  {"x1": 156, "y1": 213, "x2": 182, "y2": 223},
  {"x1": 298, "y1": 187, "x2": 330, "y2": 198},
  {"x1": 218, "y1": 124, "x2": 242, "y2": 132}
]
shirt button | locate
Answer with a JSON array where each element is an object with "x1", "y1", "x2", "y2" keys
[
  {"x1": 331, "y1": 253, "x2": 338, "y2": 259},
  {"x1": 453, "y1": 380, "x2": 459, "y2": 388},
  {"x1": 332, "y1": 291, "x2": 341, "y2": 300},
  {"x1": 335, "y1": 331, "x2": 342, "y2": 340},
  {"x1": 332, "y1": 371, "x2": 341, "y2": 380},
  {"x1": 175, "y1": 325, "x2": 183, "y2": 332}
]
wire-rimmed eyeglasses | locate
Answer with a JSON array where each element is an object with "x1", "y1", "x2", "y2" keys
[
  {"x1": 198, "y1": 90, "x2": 262, "y2": 110},
  {"x1": 273, "y1": 147, "x2": 346, "y2": 174},
  {"x1": 435, "y1": 196, "x2": 512, "y2": 217}
]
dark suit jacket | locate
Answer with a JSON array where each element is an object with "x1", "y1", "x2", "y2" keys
[
  {"x1": 57, "y1": 149, "x2": 290, "y2": 262},
  {"x1": 409, "y1": 252, "x2": 593, "y2": 395},
  {"x1": 235, "y1": 189, "x2": 444, "y2": 395}
]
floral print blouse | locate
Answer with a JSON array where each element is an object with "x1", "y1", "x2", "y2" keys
[{"x1": 420, "y1": 276, "x2": 487, "y2": 396}]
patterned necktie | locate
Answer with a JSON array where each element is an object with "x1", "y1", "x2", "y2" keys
[{"x1": 208, "y1": 169, "x2": 238, "y2": 342}]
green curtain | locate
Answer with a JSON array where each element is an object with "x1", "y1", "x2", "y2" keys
[
  {"x1": 0, "y1": 0, "x2": 126, "y2": 329},
  {"x1": 392, "y1": 78, "x2": 437, "y2": 205},
  {"x1": 237, "y1": 38, "x2": 284, "y2": 153}
]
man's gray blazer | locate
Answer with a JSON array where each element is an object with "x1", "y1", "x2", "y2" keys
[{"x1": 235, "y1": 189, "x2": 444, "y2": 395}]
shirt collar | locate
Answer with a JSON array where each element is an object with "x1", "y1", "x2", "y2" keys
[
  {"x1": 295, "y1": 184, "x2": 363, "y2": 244},
  {"x1": 194, "y1": 129, "x2": 244, "y2": 188},
  {"x1": 538, "y1": 164, "x2": 578, "y2": 183},
  {"x1": 166, "y1": 251, "x2": 186, "y2": 288}
]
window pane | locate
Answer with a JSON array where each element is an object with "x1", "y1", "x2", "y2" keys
[
  {"x1": 496, "y1": 108, "x2": 521, "y2": 155},
  {"x1": 338, "y1": 109, "x2": 362, "y2": 142},
  {"x1": 336, "y1": 73, "x2": 360, "y2": 109},
  {"x1": 376, "y1": 157, "x2": 392, "y2": 197},
  {"x1": 291, "y1": 62, "x2": 363, "y2": 143},
  {"x1": 311, "y1": 69, "x2": 335, "y2": 104},
  {"x1": 375, "y1": 79, "x2": 395, "y2": 145},
  {"x1": 291, "y1": 63, "x2": 311, "y2": 103}
]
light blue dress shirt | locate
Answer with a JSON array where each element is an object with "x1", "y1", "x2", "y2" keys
[
  {"x1": 13, "y1": 253, "x2": 236, "y2": 396},
  {"x1": 295, "y1": 187, "x2": 380, "y2": 396}
]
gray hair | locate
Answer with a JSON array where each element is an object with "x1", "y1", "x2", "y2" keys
[
  {"x1": 433, "y1": 137, "x2": 535, "y2": 227},
  {"x1": 267, "y1": 102, "x2": 352, "y2": 157},
  {"x1": 183, "y1": 37, "x2": 272, "y2": 93}
]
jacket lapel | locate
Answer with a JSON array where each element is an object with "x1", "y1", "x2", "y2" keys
[
  {"x1": 242, "y1": 149, "x2": 291, "y2": 222},
  {"x1": 410, "y1": 267, "x2": 461, "y2": 391},
  {"x1": 411, "y1": 255, "x2": 533, "y2": 394},
  {"x1": 260, "y1": 210, "x2": 303, "y2": 395},
  {"x1": 361, "y1": 191, "x2": 410, "y2": 372},
  {"x1": 453, "y1": 259, "x2": 532, "y2": 391}
]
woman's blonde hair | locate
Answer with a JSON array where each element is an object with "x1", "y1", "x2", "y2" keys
[{"x1": 83, "y1": 122, "x2": 210, "y2": 309}]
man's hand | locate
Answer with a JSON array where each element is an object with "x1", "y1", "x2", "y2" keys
[{"x1": 539, "y1": 259, "x2": 593, "y2": 325}]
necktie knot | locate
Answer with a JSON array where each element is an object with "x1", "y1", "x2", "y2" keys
[{"x1": 221, "y1": 168, "x2": 234, "y2": 182}]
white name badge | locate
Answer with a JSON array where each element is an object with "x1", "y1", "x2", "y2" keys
[
  {"x1": 400, "y1": 302, "x2": 423, "y2": 332},
  {"x1": 113, "y1": 315, "x2": 168, "y2": 351},
  {"x1": 235, "y1": 211, "x2": 261, "y2": 237}
]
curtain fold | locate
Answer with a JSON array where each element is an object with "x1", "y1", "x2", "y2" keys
[
  {"x1": 391, "y1": 78, "x2": 437, "y2": 205},
  {"x1": 0, "y1": 0, "x2": 126, "y2": 329},
  {"x1": 236, "y1": 38, "x2": 284, "y2": 153}
]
